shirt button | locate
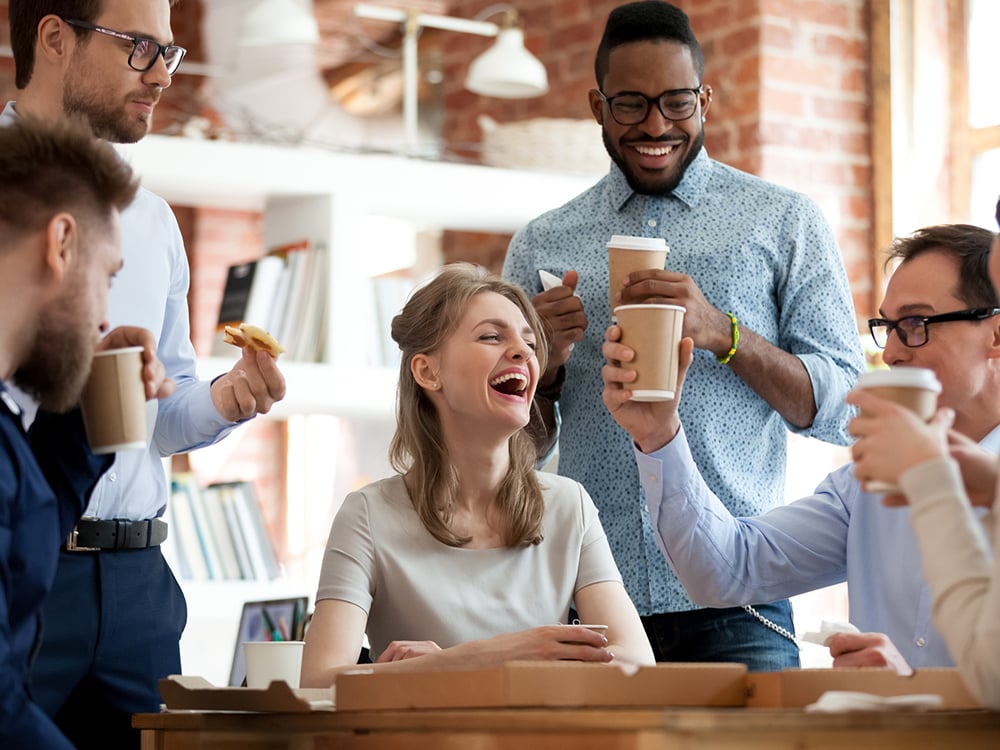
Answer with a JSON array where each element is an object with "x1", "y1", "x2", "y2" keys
[
  {"x1": 915, "y1": 637, "x2": 926, "y2": 648},
  {"x1": 108, "y1": 473, "x2": 117, "y2": 482},
  {"x1": 647, "y1": 219, "x2": 657, "y2": 228}
]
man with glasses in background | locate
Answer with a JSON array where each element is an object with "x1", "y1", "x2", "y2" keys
[
  {"x1": 503, "y1": 0, "x2": 863, "y2": 670},
  {"x1": 4, "y1": 2, "x2": 286, "y2": 747},
  {"x1": 601, "y1": 222, "x2": 1000, "y2": 674}
]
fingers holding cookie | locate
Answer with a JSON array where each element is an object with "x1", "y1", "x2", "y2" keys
[
  {"x1": 224, "y1": 323, "x2": 285, "y2": 358},
  {"x1": 213, "y1": 323, "x2": 287, "y2": 421}
]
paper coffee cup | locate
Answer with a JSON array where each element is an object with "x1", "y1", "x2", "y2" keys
[
  {"x1": 607, "y1": 235, "x2": 669, "y2": 319},
  {"x1": 854, "y1": 367, "x2": 942, "y2": 493},
  {"x1": 79, "y1": 346, "x2": 147, "y2": 455},
  {"x1": 614, "y1": 304, "x2": 686, "y2": 401},
  {"x1": 243, "y1": 640, "x2": 304, "y2": 689}
]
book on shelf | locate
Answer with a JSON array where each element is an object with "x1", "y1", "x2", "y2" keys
[
  {"x1": 229, "y1": 481, "x2": 282, "y2": 581},
  {"x1": 167, "y1": 477, "x2": 280, "y2": 582},
  {"x1": 169, "y1": 476, "x2": 210, "y2": 581},
  {"x1": 210, "y1": 253, "x2": 286, "y2": 357}
]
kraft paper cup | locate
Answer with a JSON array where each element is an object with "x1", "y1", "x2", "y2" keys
[
  {"x1": 614, "y1": 304, "x2": 686, "y2": 401},
  {"x1": 607, "y1": 235, "x2": 669, "y2": 320},
  {"x1": 854, "y1": 367, "x2": 942, "y2": 493},
  {"x1": 79, "y1": 346, "x2": 147, "y2": 455},
  {"x1": 243, "y1": 641, "x2": 304, "y2": 689}
]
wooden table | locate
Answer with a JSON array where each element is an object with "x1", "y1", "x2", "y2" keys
[{"x1": 135, "y1": 706, "x2": 1000, "y2": 749}]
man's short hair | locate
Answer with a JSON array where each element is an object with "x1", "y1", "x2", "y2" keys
[
  {"x1": 8, "y1": 0, "x2": 181, "y2": 88},
  {"x1": 0, "y1": 115, "x2": 139, "y2": 249},
  {"x1": 594, "y1": 1, "x2": 704, "y2": 88},
  {"x1": 885, "y1": 224, "x2": 998, "y2": 308}
]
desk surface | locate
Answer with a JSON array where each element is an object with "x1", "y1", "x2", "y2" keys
[{"x1": 135, "y1": 706, "x2": 1000, "y2": 750}]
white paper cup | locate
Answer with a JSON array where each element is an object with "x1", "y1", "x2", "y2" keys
[
  {"x1": 854, "y1": 367, "x2": 942, "y2": 493},
  {"x1": 243, "y1": 641, "x2": 304, "y2": 689},
  {"x1": 79, "y1": 346, "x2": 147, "y2": 454}
]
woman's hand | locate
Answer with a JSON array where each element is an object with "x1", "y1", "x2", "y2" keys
[
  {"x1": 376, "y1": 640, "x2": 443, "y2": 662},
  {"x1": 459, "y1": 625, "x2": 613, "y2": 666}
]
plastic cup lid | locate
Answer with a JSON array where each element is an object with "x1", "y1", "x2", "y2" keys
[
  {"x1": 855, "y1": 367, "x2": 942, "y2": 393},
  {"x1": 614, "y1": 303, "x2": 686, "y2": 314},
  {"x1": 607, "y1": 235, "x2": 668, "y2": 252}
]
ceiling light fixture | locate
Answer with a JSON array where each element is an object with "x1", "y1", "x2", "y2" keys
[
  {"x1": 241, "y1": 0, "x2": 320, "y2": 47},
  {"x1": 354, "y1": 3, "x2": 549, "y2": 156}
]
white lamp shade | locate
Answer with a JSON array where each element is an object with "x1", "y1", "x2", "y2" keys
[
  {"x1": 241, "y1": 0, "x2": 320, "y2": 47},
  {"x1": 465, "y1": 28, "x2": 549, "y2": 98}
]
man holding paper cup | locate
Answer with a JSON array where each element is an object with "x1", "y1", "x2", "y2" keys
[
  {"x1": 602, "y1": 222, "x2": 1000, "y2": 674},
  {"x1": 503, "y1": 0, "x2": 863, "y2": 670},
  {"x1": 0, "y1": 117, "x2": 174, "y2": 749},
  {"x1": 4, "y1": 1, "x2": 287, "y2": 746}
]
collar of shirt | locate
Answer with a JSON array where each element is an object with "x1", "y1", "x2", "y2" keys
[
  {"x1": 979, "y1": 423, "x2": 1000, "y2": 453},
  {"x1": 605, "y1": 146, "x2": 714, "y2": 212}
]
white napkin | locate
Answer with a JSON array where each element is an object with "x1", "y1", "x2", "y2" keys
[
  {"x1": 799, "y1": 619, "x2": 861, "y2": 647},
  {"x1": 805, "y1": 690, "x2": 943, "y2": 713},
  {"x1": 538, "y1": 269, "x2": 564, "y2": 291}
]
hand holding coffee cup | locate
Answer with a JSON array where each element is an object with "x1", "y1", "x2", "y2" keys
[
  {"x1": 607, "y1": 235, "x2": 668, "y2": 320},
  {"x1": 79, "y1": 346, "x2": 149, "y2": 455},
  {"x1": 602, "y1": 321, "x2": 695, "y2": 454},
  {"x1": 848, "y1": 368, "x2": 943, "y2": 494},
  {"x1": 613, "y1": 304, "x2": 686, "y2": 401}
]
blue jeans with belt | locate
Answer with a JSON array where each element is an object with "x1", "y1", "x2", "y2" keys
[{"x1": 640, "y1": 600, "x2": 800, "y2": 671}]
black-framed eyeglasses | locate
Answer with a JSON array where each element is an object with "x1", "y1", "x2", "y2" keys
[
  {"x1": 868, "y1": 307, "x2": 1000, "y2": 349},
  {"x1": 63, "y1": 18, "x2": 186, "y2": 76},
  {"x1": 597, "y1": 87, "x2": 702, "y2": 125}
]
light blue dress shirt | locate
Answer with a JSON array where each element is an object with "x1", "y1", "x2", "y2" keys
[
  {"x1": 503, "y1": 148, "x2": 864, "y2": 615},
  {"x1": 1, "y1": 102, "x2": 238, "y2": 521},
  {"x1": 637, "y1": 423, "x2": 1000, "y2": 668}
]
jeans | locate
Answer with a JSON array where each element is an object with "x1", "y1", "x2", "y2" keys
[{"x1": 640, "y1": 600, "x2": 800, "y2": 672}]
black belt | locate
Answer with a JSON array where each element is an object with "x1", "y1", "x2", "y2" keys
[{"x1": 66, "y1": 518, "x2": 168, "y2": 552}]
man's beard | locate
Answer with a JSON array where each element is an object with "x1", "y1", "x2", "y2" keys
[
  {"x1": 603, "y1": 128, "x2": 704, "y2": 197},
  {"x1": 14, "y1": 295, "x2": 94, "y2": 413},
  {"x1": 63, "y1": 72, "x2": 150, "y2": 144}
]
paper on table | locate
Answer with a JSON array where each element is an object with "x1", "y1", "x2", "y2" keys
[
  {"x1": 805, "y1": 690, "x2": 943, "y2": 713},
  {"x1": 799, "y1": 619, "x2": 861, "y2": 647}
]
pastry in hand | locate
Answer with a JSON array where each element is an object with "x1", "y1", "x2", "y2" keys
[{"x1": 223, "y1": 323, "x2": 286, "y2": 358}]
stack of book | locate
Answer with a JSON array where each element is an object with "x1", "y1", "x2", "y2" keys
[
  {"x1": 165, "y1": 475, "x2": 281, "y2": 582},
  {"x1": 211, "y1": 238, "x2": 328, "y2": 362}
]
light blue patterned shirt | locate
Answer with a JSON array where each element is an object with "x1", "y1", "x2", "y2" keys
[{"x1": 502, "y1": 148, "x2": 865, "y2": 615}]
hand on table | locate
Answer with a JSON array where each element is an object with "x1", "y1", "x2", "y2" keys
[{"x1": 827, "y1": 631, "x2": 913, "y2": 676}]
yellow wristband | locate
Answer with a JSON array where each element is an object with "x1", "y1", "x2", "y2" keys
[{"x1": 717, "y1": 312, "x2": 739, "y2": 365}]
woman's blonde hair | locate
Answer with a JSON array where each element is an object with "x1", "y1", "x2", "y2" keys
[{"x1": 389, "y1": 262, "x2": 549, "y2": 548}]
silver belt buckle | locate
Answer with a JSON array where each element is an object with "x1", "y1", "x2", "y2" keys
[{"x1": 66, "y1": 518, "x2": 100, "y2": 552}]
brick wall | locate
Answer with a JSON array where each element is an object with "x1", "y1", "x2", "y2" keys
[{"x1": 433, "y1": 0, "x2": 874, "y2": 321}]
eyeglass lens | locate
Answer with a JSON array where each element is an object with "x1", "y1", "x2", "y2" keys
[
  {"x1": 870, "y1": 318, "x2": 925, "y2": 348},
  {"x1": 131, "y1": 39, "x2": 184, "y2": 75},
  {"x1": 609, "y1": 90, "x2": 699, "y2": 124}
]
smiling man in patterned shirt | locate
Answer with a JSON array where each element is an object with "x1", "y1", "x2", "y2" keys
[{"x1": 502, "y1": 0, "x2": 864, "y2": 670}]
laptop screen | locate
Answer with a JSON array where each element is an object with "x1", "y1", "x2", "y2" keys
[{"x1": 228, "y1": 596, "x2": 309, "y2": 687}]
